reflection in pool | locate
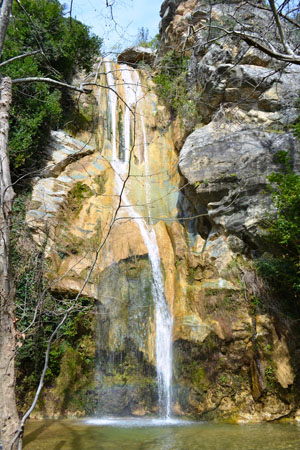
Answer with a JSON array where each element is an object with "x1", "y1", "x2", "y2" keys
[{"x1": 23, "y1": 417, "x2": 300, "y2": 450}]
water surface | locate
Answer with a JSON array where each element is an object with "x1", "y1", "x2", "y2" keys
[{"x1": 23, "y1": 418, "x2": 300, "y2": 450}]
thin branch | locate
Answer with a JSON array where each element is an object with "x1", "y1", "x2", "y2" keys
[
  {"x1": 0, "y1": 50, "x2": 42, "y2": 67},
  {"x1": 207, "y1": 24, "x2": 300, "y2": 64},
  {"x1": 240, "y1": 31, "x2": 300, "y2": 64},
  {"x1": 12, "y1": 77, "x2": 92, "y2": 93},
  {"x1": 268, "y1": 0, "x2": 295, "y2": 56},
  {"x1": 69, "y1": 0, "x2": 73, "y2": 27},
  {"x1": 15, "y1": 0, "x2": 46, "y2": 57},
  {"x1": 244, "y1": 1, "x2": 300, "y2": 30},
  {"x1": 106, "y1": 0, "x2": 115, "y2": 21}
]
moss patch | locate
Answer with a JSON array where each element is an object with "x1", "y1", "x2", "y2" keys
[{"x1": 65, "y1": 182, "x2": 93, "y2": 216}]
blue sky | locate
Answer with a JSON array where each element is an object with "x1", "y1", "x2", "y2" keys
[{"x1": 64, "y1": 0, "x2": 163, "y2": 53}]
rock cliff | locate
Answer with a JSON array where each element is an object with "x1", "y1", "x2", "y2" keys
[{"x1": 22, "y1": 1, "x2": 300, "y2": 422}]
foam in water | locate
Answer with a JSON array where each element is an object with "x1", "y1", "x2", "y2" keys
[{"x1": 84, "y1": 417, "x2": 195, "y2": 427}]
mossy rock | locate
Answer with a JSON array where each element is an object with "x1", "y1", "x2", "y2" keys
[{"x1": 65, "y1": 103, "x2": 96, "y2": 136}]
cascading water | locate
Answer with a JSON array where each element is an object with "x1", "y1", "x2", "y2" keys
[{"x1": 104, "y1": 61, "x2": 173, "y2": 419}]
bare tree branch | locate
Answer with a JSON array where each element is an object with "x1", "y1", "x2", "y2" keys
[
  {"x1": 246, "y1": 0, "x2": 300, "y2": 29},
  {"x1": 0, "y1": 50, "x2": 42, "y2": 67},
  {"x1": 83, "y1": 81, "x2": 134, "y2": 113},
  {"x1": 12, "y1": 77, "x2": 92, "y2": 93},
  {"x1": 207, "y1": 24, "x2": 300, "y2": 65},
  {"x1": 268, "y1": 0, "x2": 295, "y2": 55},
  {"x1": 238, "y1": 31, "x2": 300, "y2": 64}
]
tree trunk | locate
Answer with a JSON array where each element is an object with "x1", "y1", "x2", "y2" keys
[
  {"x1": 0, "y1": 76, "x2": 19, "y2": 450},
  {"x1": 0, "y1": 0, "x2": 12, "y2": 57}
]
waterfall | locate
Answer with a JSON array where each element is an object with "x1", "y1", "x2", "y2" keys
[
  {"x1": 105, "y1": 61, "x2": 118, "y2": 160},
  {"x1": 105, "y1": 62, "x2": 173, "y2": 419}
]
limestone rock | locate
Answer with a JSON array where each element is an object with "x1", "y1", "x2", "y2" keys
[
  {"x1": 179, "y1": 123, "x2": 300, "y2": 246},
  {"x1": 42, "y1": 130, "x2": 95, "y2": 177},
  {"x1": 117, "y1": 46, "x2": 155, "y2": 66}
]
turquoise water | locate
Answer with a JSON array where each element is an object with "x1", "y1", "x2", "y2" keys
[{"x1": 23, "y1": 418, "x2": 300, "y2": 450}]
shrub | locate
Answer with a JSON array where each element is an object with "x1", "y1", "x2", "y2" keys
[
  {"x1": 256, "y1": 151, "x2": 300, "y2": 311},
  {"x1": 153, "y1": 50, "x2": 199, "y2": 124}
]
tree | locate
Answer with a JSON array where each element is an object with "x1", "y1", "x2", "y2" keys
[
  {"x1": 3, "y1": 0, "x2": 101, "y2": 177},
  {"x1": 0, "y1": 1, "x2": 101, "y2": 449}
]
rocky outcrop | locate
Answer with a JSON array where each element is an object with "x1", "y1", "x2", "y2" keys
[
  {"x1": 179, "y1": 123, "x2": 300, "y2": 247},
  {"x1": 158, "y1": 0, "x2": 300, "y2": 125},
  {"x1": 159, "y1": 0, "x2": 300, "y2": 248},
  {"x1": 158, "y1": 0, "x2": 300, "y2": 421},
  {"x1": 117, "y1": 46, "x2": 155, "y2": 66}
]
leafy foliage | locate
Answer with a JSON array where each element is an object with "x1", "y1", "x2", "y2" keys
[
  {"x1": 2, "y1": 0, "x2": 101, "y2": 177},
  {"x1": 266, "y1": 152, "x2": 300, "y2": 254},
  {"x1": 257, "y1": 151, "x2": 300, "y2": 309},
  {"x1": 10, "y1": 193, "x2": 95, "y2": 410},
  {"x1": 153, "y1": 50, "x2": 199, "y2": 124}
]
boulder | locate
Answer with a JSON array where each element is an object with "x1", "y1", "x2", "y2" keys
[
  {"x1": 41, "y1": 130, "x2": 95, "y2": 177},
  {"x1": 117, "y1": 46, "x2": 155, "y2": 66},
  {"x1": 179, "y1": 123, "x2": 300, "y2": 246}
]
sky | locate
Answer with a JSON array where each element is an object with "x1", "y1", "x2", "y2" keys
[{"x1": 64, "y1": 0, "x2": 163, "y2": 54}]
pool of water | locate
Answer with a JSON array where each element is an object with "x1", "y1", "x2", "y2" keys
[{"x1": 23, "y1": 417, "x2": 300, "y2": 450}]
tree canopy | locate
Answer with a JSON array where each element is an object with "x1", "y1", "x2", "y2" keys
[{"x1": 1, "y1": 0, "x2": 101, "y2": 177}]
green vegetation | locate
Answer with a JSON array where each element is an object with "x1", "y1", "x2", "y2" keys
[
  {"x1": 153, "y1": 50, "x2": 199, "y2": 124},
  {"x1": 250, "y1": 296, "x2": 262, "y2": 314},
  {"x1": 10, "y1": 192, "x2": 95, "y2": 411},
  {"x1": 16, "y1": 293, "x2": 95, "y2": 411},
  {"x1": 94, "y1": 173, "x2": 108, "y2": 196},
  {"x1": 69, "y1": 182, "x2": 93, "y2": 201},
  {"x1": 64, "y1": 102, "x2": 96, "y2": 136},
  {"x1": 66, "y1": 181, "x2": 94, "y2": 215},
  {"x1": 2, "y1": 0, "x2": 101, "y2": 179},
  {"x1": 257, "y1": 151, "x2": 300, "y2": 311},
  {"x1": 135, "y1": 27, "x2": 160, "y2": 49}
]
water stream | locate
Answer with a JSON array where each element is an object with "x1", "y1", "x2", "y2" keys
[{"x1": 104, "y1": 62, "x2": 173, "y2": 418}]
